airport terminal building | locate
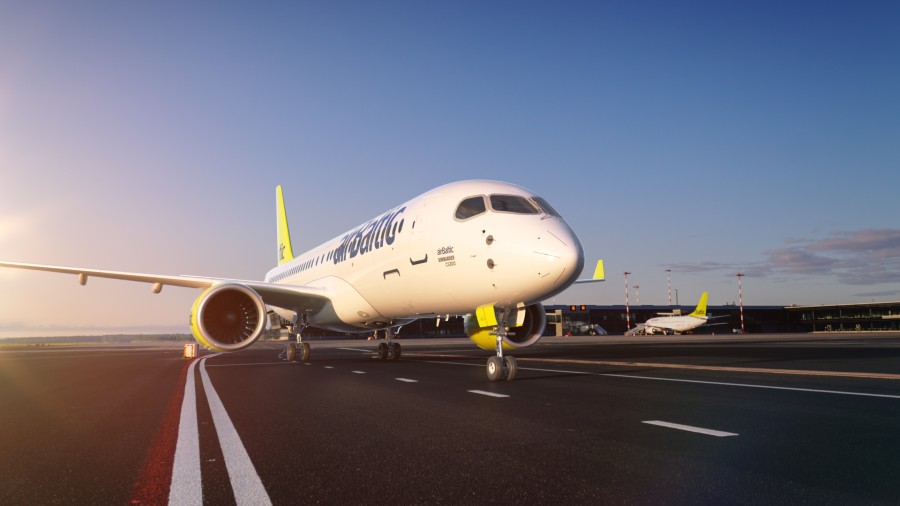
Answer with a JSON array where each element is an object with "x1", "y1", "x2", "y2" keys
[
  {"x1": 545, "y1": 301, "x2": 900, "y2": 335},
  {"x1": 315, "y1": 301, "x2": 900, "y2": 339}
]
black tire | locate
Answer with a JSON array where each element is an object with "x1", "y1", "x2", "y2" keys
[
  {"x1": 391, "y1": 342, "x2": 401, "y2": 360},
  {"x1": 589, "y1": 329, "x2": 598, "y2": 336},
  {"x1": 378, "y1": 342, "x2": 388, "y2": 360},
  {"x1": 486, "y1": 356, "x2": 503, "y2": 381},
  {"x1": 503, "y1": 356, "x2": 517, "y2": 381},
  {"x1": 300, "y1": 342, "x2": 311, "y2": 362},
  {"x1": 286, "y1": 342, "x2": 297, "y2": 362}
]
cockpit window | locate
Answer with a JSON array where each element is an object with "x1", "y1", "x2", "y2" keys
[
  {"x1": 531, "y1": 196, "x2": 561, "y2": 217},
  {"x1": 455, "y1": 196, "x2": 487, "y2": 220},
  {"x1": 489, "y1": 194, "x2": 540, "y2": 214}
]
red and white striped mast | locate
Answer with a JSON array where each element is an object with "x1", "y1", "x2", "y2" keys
[
  {"x1": 666, "y1": 269, "x2": 672, "y2": 305},
  {"x1": 737, "y1": 272, "x2": 745, "y2": 334},
  {"x1": 624, "y1": 272, "x2": 631, "y2": 330}
]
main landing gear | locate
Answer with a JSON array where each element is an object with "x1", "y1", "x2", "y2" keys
[
  {"x1": 486, "y1": 309, "x2": 517, "y2": 381},
  {"x1": 375, "y1": 327, "x2": 401, "y2": 361},
  {"x1": 285, "y1": 324, "x2": 310, "y2": 363}
]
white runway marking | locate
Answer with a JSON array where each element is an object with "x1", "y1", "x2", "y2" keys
[
  {"x1": 643, "y1": 420, "x2": 738, "y2": 437},
  {"x1": 395, "y1": 378, "x2": 418, "y2": 383},
  {"x1": 206, "y1": 362, "x2": 291, "y2": 367},
  {"x1": 338, "y1": 347, "x2": 372, "y2": 353},
  {"x1": 352, "y1": 370, "x2": 366, "y2": 374},
  {"x1": 424, "y1": 359, "x2": 900, "y2": 400},
  {"x1": 199, "y1": 358, "x2": 272, "y2": 505},
  {"x1": 468, "y1": 390, "x2": 510, "y2": 398},
  {"x1": 169, "y1": 360, "x2": 202, "y2": 506},
  {"x1": 324, "y1": 366, "x2": 334, "y2": 369},
  {"x1": 606, "y1": 373, "x2": 900, "y2": 400}
]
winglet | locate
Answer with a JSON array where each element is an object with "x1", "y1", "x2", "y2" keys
[
  {"x1": 592, "y1": 260, "x2": 605, "y2": 281},
  {"x1": 573, "y1": 259, "x2": 605, "y2": 284},
  {"x1": 276, "y1": 185, "x2": 294, "y2": 266},
  {"x1": 689, "y1": 292, "x2": 708, "y2": 318}
]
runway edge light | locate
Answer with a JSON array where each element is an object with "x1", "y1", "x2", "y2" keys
[{"x1": 183, "y1": 343, "x2": 198, "y2": 359}]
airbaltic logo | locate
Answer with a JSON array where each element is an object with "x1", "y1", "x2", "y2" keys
[
  {"x1": 333, "y1": 206, "x2": 406, "y2": 265},
  {"x1": 438, "y1": 245, "x2": 455, "y2": 266}
]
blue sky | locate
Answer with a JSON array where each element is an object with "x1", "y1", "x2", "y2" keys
[{"x1": 1, "y1": 1, "x2": 898, "y2": 337}]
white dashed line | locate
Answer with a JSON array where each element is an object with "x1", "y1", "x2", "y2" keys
[
  {"x1": 395, "y1": 378, "x2": 418, "y2": 383},
  {"x1": 324, "y1": 366, "x2": 334, "y2": 369},
  {"x1": 352, "y1": 371, "x2": 366, "y2": 374},
  {"x1": 643, "y1": 420, "x2": 738, "y2": 437},
  {"x1": 468, "y1": 390, "x2": 510, "y2": 398}
]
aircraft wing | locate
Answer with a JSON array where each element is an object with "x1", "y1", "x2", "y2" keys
[
  {"x1": 0, "y1": 261, "x2": 332, "y2": 313},
  {"x1": 0, "y1": 261, "x2": 216, "y2": 289}
]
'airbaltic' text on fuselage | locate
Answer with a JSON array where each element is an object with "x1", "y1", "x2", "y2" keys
[{"x1": 332, "y1": 207, "x2": 406, "y2": 265}]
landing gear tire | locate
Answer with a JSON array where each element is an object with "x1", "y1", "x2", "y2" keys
[
  {"x1": 391, "y1": 342, "x2": 401, "y2": 360},
  {"x1": 377, "y1": 342, "x2": 389, "y2": 360},
  {"x1": 503, "y1": 356, "x2": 518, "y2": 381},
  {"x1": 299, "y1": 342, "x2": 311, "y2": 362},
  {"x1": 286, "y1": 342, "x2": 297, "y2": 362},
  {"x1": 486, "y1": 356, "x2": 503, "y2": 381}
]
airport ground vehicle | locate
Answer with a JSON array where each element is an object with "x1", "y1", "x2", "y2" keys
[{"x1": 563, "y1": 320, "x2": 607, "y2": 336}]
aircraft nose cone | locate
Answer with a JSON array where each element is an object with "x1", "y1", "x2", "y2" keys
[{"x1": 535, "y1": 221, "x2": 584, "y2": 293}]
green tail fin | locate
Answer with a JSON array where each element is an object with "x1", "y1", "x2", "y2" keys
[
  {"x1": 688, "y1": 292, "x2": 708, "y2": 318},
  {"x1": 276, "y1": 185, "x2": 294, "y2": 266}
]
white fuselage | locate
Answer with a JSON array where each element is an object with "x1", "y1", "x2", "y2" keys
[
  {"x1": 643, "y1": 315, "x2": 707, "y2": 335},
  {"x1": 264, "y1": 180, "x2": 584, "y2": 332}
]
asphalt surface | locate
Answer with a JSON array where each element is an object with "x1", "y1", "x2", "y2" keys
[{"x1": 2, "y1": 333, "x2": 900, "y2": 505}]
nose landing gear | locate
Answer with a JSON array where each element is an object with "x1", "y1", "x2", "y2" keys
[{"x1": 486, "y1": 308, "x2": 518, "y2": 381}]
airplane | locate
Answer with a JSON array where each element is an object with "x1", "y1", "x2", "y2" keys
[
  {"x1": 641, "y1": 292, "x2": 713, "y2": 335},
  {"x1": 0, "y1": 180, "x2": 604, "y2": 381}
]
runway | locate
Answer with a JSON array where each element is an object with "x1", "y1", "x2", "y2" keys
[{"x1": 2, "y1": 334, "x2": 900, "y2": 505}]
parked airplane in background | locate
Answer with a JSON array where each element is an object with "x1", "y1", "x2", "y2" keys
[
  {"x1": 642, "y1": 292, "x2": 711, "y2": 335},
  {"x1": 0, "y1": 180, "x2": 603, "y2": 381}
]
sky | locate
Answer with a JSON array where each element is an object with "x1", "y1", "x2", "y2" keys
[{"x1": 1, "y1": 1, "x2": 898, "y2": 337}]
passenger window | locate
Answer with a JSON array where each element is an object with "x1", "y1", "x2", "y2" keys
[
  {"x1": 489, "y1": 195, "x2": 540, "y2": 214},
  {"x1": 455, "y1": 196, "x2": 487, "y2": 220},
  {"x1": 531, "y1": 196, "x2": 561, "y2": 217}
]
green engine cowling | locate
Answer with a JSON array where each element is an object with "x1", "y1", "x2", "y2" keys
[{"x1": 464, "y1": 303, "x2": 547, "y2": 351}]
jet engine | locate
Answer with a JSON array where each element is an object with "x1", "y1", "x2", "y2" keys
[
  {"x1": 190, "y1": 283, "x2": 267, "y2": 352},
  {"x1": 464, "y1": 303, "x2": 547, "y2": 351}
]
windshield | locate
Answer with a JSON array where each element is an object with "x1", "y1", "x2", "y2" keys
[
  {"x1": 489, "y1": 194, "x2": 540, "y2": 214},
  {"x1": 455, "y1": 196, "x2": 487, "y2": 220},
  {"x1": 531, "y1": 196, "x2": 561, "y2": 217}
]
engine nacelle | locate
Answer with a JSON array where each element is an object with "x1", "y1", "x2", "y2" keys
[
  {"x1": 190, "y1": 283, "x2": 267, "y2": 352},
  {"x1": 464, "y1": 303, "x2": 547, "y2": 351}
]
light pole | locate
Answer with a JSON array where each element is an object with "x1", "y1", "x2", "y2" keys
[
  {"x1": 624, "y1": 272, "x2": 631, "y2": 330},
  {"x1": 635, "y1": 285, "x2": 640, "y2": 305},
  {"x1": 737, "y1": 273, "x2": 745, "y2": 334},
  {"x1": 666, "y1": 269, "x2": 672, "y2": 305}
]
